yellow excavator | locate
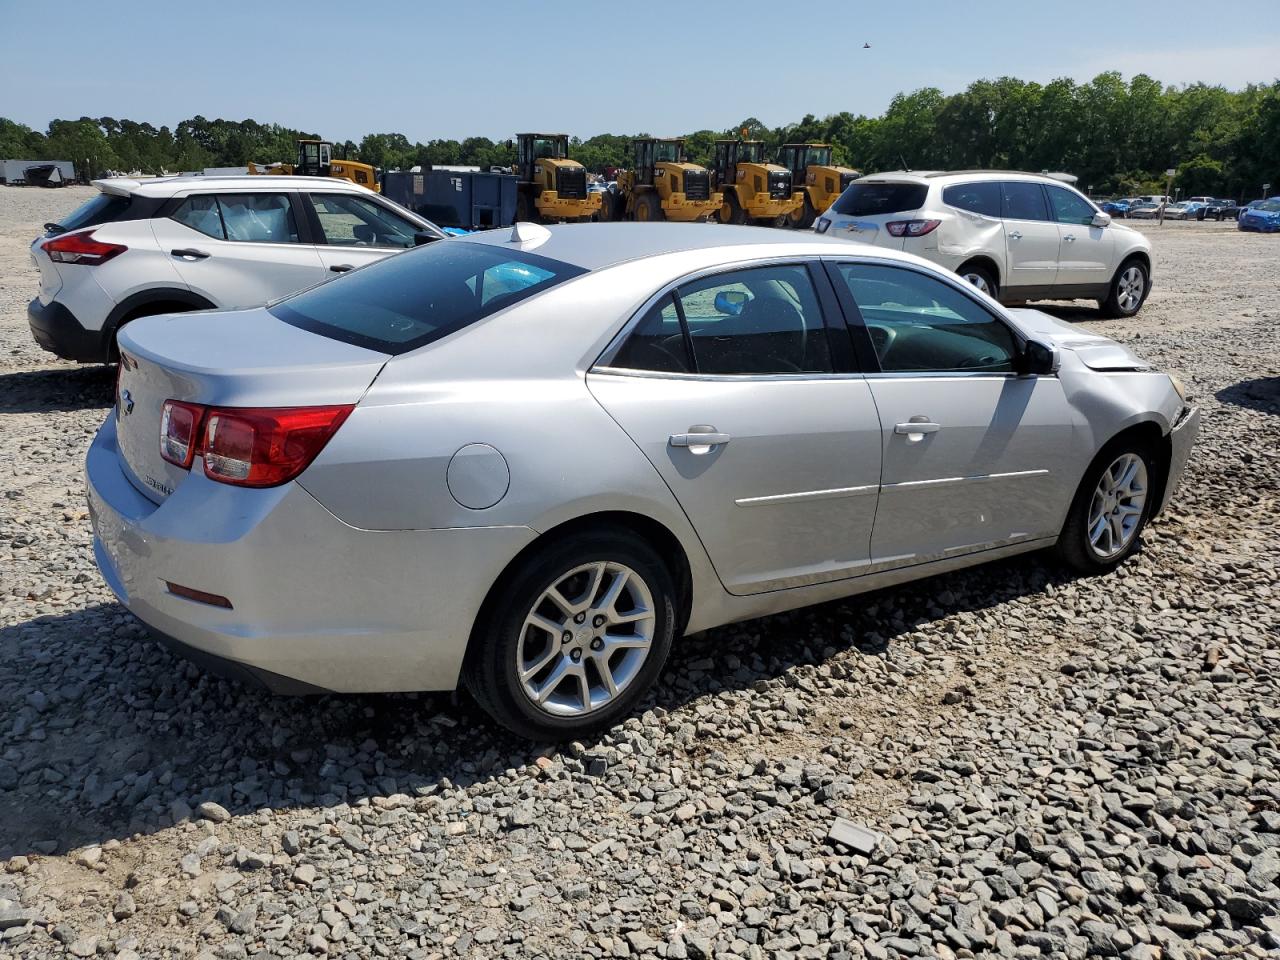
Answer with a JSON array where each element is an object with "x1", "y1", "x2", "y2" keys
[
  {"x1": 604, "y1": 138, "x2": 722, "y2": 222},
  {"x1": 248, "y1": 140, "x2": 380, "y2": 192},
  {"x1": 710, "y1": 139, "x2": 803, "y2": 226},
  {"x1": 512, "y1": 133, "x2": 601, "y2": 222},
  {"x1": 777, "y1": 143, "x2": 860, "y2": 228}
]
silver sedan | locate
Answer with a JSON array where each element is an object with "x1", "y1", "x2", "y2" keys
[{"x1": 88, "y1": 222, "x2": 1199, "y2": 739}]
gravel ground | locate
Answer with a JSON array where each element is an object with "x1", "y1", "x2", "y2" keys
[{"x1": 0, "y1": 185, "x2": 1277, "y2": 960}]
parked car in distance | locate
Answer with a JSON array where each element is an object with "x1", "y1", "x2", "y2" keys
[
  {"x1": 815, "y1": 170, "x2": 1154, "y2": 316},
  {"x1": 1238, "y1": 197, "x2": 1280, "y2": 232},
  {"x1": 1128, "y1": 201, "x2": 1162, "y2": 219},
  {"x1": 87, "y1": 222, "x2": 1199, "y2": 738},
  {"x1": 1205, "y1": 199, "x2": 1242, "y2": 221},
  {"x1": 1100, "y1": 198, "x2": 1131, "y2": 217},
  {"x1": 1163, "y1": 202, "x2": 1194, "y2": 220},
  {"x1": 28, "y1": 175, "x2": 446, "y2": 363}
]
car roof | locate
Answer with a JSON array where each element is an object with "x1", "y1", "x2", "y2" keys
[
  {"x1": 854, "y1": 170, "x2": 1078, "y2": 186},
  {"x1": 452, "y1": 222, "x2": 924, "y2": 272},
  {"x1": 93, "y1": 175, "x2": 376, "y2": 198}
]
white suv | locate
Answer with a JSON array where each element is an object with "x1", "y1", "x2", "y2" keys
[
  {"x1": 28, "y1": 175, "x2": 445, "y2": 362},
  {"x1": 815, "y1": 171, "x2": 1154, "y2": 317}
]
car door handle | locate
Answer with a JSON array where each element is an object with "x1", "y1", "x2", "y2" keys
[
  {"x1": 670, "y1": 428, "x2": 731, "y2": 450},
  {"x1": 329, "y1": 263, "x2": 354, "y2": 273},
  {"x1": 1008, "y1": 231, "x2": 1023, "y2": 241},
  {"x1": 171, "y1": 248, "x2": 209, "y2": 260},
  {"x1": 1063, "y1": 234, "x2": 1076, "y2": 243},
  {"x1": 895, "y1": 420, "x2": 940, "y2": 439}
]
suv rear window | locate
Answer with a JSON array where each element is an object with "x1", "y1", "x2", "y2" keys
[
  {"x1": 830, "y1": 182, "x2": 927, "y2": 217},
  {"x1": 271, "y1": 241, "x2": 586, "y2": 355},
  {"x1": 52, "y1": 193, "x2": 131, "y2": 234}
]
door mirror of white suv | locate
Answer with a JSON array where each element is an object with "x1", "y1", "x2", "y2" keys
[{"x1": 1092, "y1": 211, "x2": 1112, "y2": 228}]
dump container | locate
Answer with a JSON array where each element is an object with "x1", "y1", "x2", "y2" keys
[{"x1": 382, "y1": 170, "x2": 517, "y2": 230}]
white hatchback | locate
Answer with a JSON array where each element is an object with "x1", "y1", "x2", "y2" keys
[
  {"x1": 28, "y1": 175, "x2": 444, "y2": 363},
  {"x1": 815, "y1": 171, "x2": 1154, "y2": 317}
]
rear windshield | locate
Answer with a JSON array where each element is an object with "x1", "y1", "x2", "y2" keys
[
  {"x1": 271, "y1": 241, "x2": 586, "y2": 355},
  {"x1": 831, "y1": 181, "x2": 927, "y2": 217},
  {"x1": 55, "y1": 193, "x2": 131, "y2": 233}
]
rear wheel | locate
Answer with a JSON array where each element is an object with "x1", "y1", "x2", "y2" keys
[
  {"x1": 634, "y1": 192, "x2": 663, "y2": 222},
  {"x1": 1055, "y1": 442, "x2": 1156, "y2": 573},
  {"x1": 597, "y1": 191, "x2": 618, "y2": 222},
  {"x1": 720, "y1": 190, "x2": 746, "y2": 225},
  {"x1": 958, "y1": 262, "x2": 999, "y2": 300},
  {"x1": 787, "y1": 192, "x2": 817, "y2": 229},
  {"x1": 1099, "y1": 259, "x2": 1148, "y2": 318},
  {"x1": 463, "y1": 530, "x2": 677, "y2": 740},
  {"x1": 516, "y1": 192, "x2": 538, "y2": 224}
]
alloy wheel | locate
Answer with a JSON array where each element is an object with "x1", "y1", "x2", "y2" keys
[
  {"x1": 516, "y1": 562, "x2": 656, "y2": 717},
  {"x1": 1117, "y1": 266, "x2": 1145, "y2": 313},
  {"x1": 1087, "y1": 453, "x2": 1148, "y2": 559},
  {"x1": 963, "y1": 272, "x2": 993, "y2": 295}
]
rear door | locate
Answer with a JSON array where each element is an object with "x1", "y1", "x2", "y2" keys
[
  {"x1": 149, "y1": 190, "x2": 327, "y2": 307},
  {"x1": 588, "y1": 261, "x2": 883, "y2": 595},
  {"x1": 1045, "y1": 184, "x2": 1114, "y2": 290},
  {"x1": 999, "y1": 181, "x2": 1060, "y2": 292},
  {"x1": 304, "y1": 192, "x2": 422, "y2": 275}
]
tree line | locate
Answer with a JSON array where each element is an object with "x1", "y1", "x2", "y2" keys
[{"x1": 2, "y1": 72, "x2": 1277, "y2": 198}]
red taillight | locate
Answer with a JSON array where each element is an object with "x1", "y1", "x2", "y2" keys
[
  {"x1": 158, "y1": 401, "x2": 352, "y2": 487},
  {"x1": 43, "y1": 230, "x2": 127, "y2": 265},
  {"x1": 885, "y1": 219, "x2": 941, "y2": 238},
  {"x1": 160, "y1": 400, "x2": 205, "y2": 468}
]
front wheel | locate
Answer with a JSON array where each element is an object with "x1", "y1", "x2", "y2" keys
[
  {"x1": 463, "y1": 530, "x2": 677, "y2": 740},
  {"x1": 1055, "y1": 444, "x2": 1155, "y2": 574},
  {"x1": 720, "y1": 191, "x2": 746, "y2": 225},
  {"x1": 1099, "y1": 259, "x2": 1148, "y2": 318},
  {"x1": 787, "y1": 192, "x2": 816, "y2": 229}
]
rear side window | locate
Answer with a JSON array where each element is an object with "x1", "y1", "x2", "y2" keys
[
  {"x1": 610, "y1": 296, "x2": 690, "y2": 373},
  {"x1": 831, "y1": 182, "x2": 927, "y2": 217},
  {"x1": 56, "y1": 193, "x2": 131, "y2": 233},
  {"x1": 943, "y1": 182, "x2": 1001, "y2": 217},
  {"x1": 1000, "y1": 182, "x2": 1049, "y2": 221},
  {"x1": 271, "y1": 241, "x2": 585, "y2": 355},
  {"x1": 171, "y1": 194, "x2": 299, "y2": 243}
]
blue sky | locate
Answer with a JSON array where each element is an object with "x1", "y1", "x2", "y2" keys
[{"x1": 2, "y1": 0, "x2": 1277, "y2": 141}]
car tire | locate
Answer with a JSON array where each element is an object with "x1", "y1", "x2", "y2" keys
[
  {"x1": 463, "y1": 529, "x2": 677, "y2": 741},
  {"x1": 958, "y1": 262, "x2": 999, "y2": 300},
  {"x1": 635, "y1": 192, "x2": 663, "y2": 222},
  {"x1": 1099, "y1": 259, "x2": 1148, "y2": 318},
  {"x1": 1054, "y1": 439, "x2": 1157, "y2": 574}
]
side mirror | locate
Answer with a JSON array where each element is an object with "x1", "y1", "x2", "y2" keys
[
  {"x1": 714, "y1": 290, "x2": 749, "y2": 316},
  {"x1": 1022, "y1": 339, "x2": 1060, "y2": 375},
  {"x1": 1092, "y1": 211, "x2": 1112, "y2": 227},
  {"x1": 413, "y1": 231, "x2": 440, "y2": 246}
]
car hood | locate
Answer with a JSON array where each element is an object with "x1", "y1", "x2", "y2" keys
[{"x1": 1006, "y1": 308, "x2": 1152, "y2": 371}]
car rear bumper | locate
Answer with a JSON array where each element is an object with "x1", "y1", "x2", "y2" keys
[
  {"x1": 86, "y1": 414, "x2": 538, "y2": 693},
  {"x1": 1158, "y1": 405, "x2": 1200, "y2": 514},
  {"x1": 28, "y1": 296, "x2": 105, "y2": 362}
]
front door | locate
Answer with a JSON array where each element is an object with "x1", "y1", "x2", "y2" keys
[
  {"x1": 588, "y1": 263, "x2": 883, "y2": 595},
  {"x1": 827, "y1": 259, "x2": 1076, "y2": 565},
  {"x1": 1046, "y1": 184, "x2": 1115, "y2": 290},
  {"x1": 1000, "y1": 180, "x2": 1060, "y2": 293},
  {"x1": 150, "y1": 191, "x2": 326, "y2": 308}
]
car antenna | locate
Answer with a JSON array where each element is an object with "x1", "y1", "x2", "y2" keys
[{"x1": 899, "y1": 155, "x2": 910, "y2": 172}]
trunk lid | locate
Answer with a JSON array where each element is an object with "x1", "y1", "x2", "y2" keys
[{"x1": 114, "y1": 307, "x2": 388, "y2": 503}]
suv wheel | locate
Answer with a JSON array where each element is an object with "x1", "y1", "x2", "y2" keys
[
  {"x1": 463, "y1": 529, "x2": 676, "y2": 740},
  {"x1": 958, "y1": 263, "x2": 998, "y2": 299},
  {"x1": 1100, "y1": 260, "x2": 1148, "y2": 318}
]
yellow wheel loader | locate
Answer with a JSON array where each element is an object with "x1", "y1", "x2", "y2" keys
[
  {"x1": 604, "y1": 138, "x2": 722, "y2": 223},
  {"x1": 709, "y1": 139, "x2": 803, "y2": 226},
  {"x1": 248, "y1": 140, "x2": 380, "y2": 192},
  {"x1": 512, "y1": 133, "x2": 601, "y2": 223},
  {"x1": 777, "y1": 143, "x2": 860, "y2": 228}
]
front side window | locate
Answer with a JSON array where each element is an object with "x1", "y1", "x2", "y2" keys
[
  {"x1": 271, "y1": 241, "x2": 584, "y2": 355},
  {"x1": 310, "y1": 193, "x2": 418, "y2": 248},
  {"x1": 1047, "y1": 185, "x2": 1097, "y2": 225},
  {"x1": 677, "y1": 265, "x2": 832, "y2": 375},
  {"x1": 943, "y1": 181, "x2": 1002, "y2": 218},
  {"x1": 1000, "y1": 181, "x2": 1050, "y2": 222},
  {"x1": 217, "y1": 193, "x2": 299, "y2": 243},
  {"x1": 835, "y1": 263, "x2": 1018, "y2": 373}
]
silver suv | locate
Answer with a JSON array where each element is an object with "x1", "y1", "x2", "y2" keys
[{"x1": 815, "y1": 171, "x2": 1153, "y2": 317}]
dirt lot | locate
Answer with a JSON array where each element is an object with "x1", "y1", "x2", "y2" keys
[{"x1": 0, "y1": 185, "x2": 1277, "y2": 959}]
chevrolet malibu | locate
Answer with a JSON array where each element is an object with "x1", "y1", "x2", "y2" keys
[{"x1": 88, "y1": 223, "x2": 1199, "y2": 739}]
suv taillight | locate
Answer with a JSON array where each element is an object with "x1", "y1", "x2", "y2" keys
[
  {"x1": 43, "y1": 230, "x2": 127, "y2": 265},
  {"x1": 885, "y1": 219, "x2": 941, "y2": 238},
  {"x1": 158, "y1": 402, "x2": 353, "y2": 488}
]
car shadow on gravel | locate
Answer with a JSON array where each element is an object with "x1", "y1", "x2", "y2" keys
[
  {"x1": 1215, "y1": 377, "x2": 1280, "y2": 415},
  {"x1": 1032, "y1": 303, "x2": 1106, "y2": 323},
  {"x1": 0, "y1": 554, "x2": 1070, "y2": 859},
  {"x1": 0, "y1": 365, "x2": 114, "y2": 414}
]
